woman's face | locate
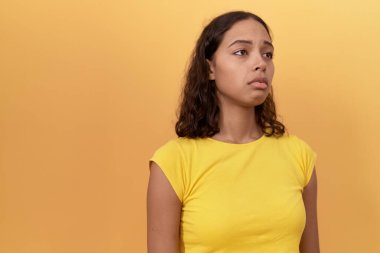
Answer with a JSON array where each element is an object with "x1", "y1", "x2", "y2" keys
[{"x1": 207, "y1": 18, "x2": 274, "y2": 108}]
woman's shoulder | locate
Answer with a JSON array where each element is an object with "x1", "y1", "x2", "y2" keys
[
  {"x1": 272, "y1": 133, "x2": 308, "y2": 143},
  {"x1": 273, "y1": 133, "x2": 315, "y2": 154},
  {"x1": 268, "y1": 133, "x2": 312, "y2": 149},
  {"x1": 158, "y1": 136, "x2": 201, "y2": 146},
  {"x1": 153, "y1": 137, "x2": 204, "y2": 154}
]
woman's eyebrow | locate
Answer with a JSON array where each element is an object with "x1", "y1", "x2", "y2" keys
[{"x1": 227, "y1": 39, "x2": 274, "y2": 49}]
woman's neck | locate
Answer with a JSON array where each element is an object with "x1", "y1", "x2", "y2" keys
[{"x1": 212, "y1": 105, "x2": 263, "y2": 144}]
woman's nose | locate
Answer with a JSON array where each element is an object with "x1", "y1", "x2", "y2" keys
[{"x1": 251, "y1": 53, "x2": 267, "y2": 71}]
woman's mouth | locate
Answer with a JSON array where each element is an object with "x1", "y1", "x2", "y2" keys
[
  {"x1": 250, "y1": 82, "x2": 267, "y2": 89},
  {"x1": 248, "y1": 77, "x2": 268, "y2": 90}
]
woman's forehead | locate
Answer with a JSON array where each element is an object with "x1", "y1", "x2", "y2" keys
[{"x1": 220, "y1": 19, "x2": 272, "y2": 46}]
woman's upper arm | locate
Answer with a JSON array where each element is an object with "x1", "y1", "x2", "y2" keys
[
  {"x1": 147, "y1": 161, "x2": 182, "y2": 253},
  {"x1": 300, "y1": 167, "x2": 321, "y2": 253}
]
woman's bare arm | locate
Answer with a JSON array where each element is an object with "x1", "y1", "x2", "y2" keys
[
  {"x1": 300, "y1": 167, "x2": 321, "y2": 253},
  {"x1": 147, "y1": 161, "x2": 182, "y2": 253}
]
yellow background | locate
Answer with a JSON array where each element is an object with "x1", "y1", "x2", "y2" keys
[{"x1": 1, "y1": 0, "x2": 379, "y2": 252}]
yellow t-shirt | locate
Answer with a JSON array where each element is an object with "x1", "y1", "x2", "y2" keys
[{"x1": 150, "y1": 134, "x2": 317, "y2": 253}]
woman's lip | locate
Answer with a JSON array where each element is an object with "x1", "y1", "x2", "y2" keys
[
  {"x1": 249, "y1": 82, "x2": 267, "y2": 89},
  {"x1": 248, "y1": 77, "x2": 268, "y2": 85}
]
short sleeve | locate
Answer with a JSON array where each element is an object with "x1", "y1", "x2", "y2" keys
[
  {"x1": 149, "y1": 140, "x2": 185, "y2": 202},
  {"x1": 294, "y1": 136, "x2": 317, "y2": 187}
]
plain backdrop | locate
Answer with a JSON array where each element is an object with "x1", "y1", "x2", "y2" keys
[{"x1": 1, "y1": 0, "x2": 379, "y2": 252}]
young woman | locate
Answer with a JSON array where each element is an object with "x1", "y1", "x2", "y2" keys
[{"x1": 147, "y1": 11, "x2": 320, "y2": 253}]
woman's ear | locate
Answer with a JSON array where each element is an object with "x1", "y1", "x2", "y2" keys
[{"x1": 206, "y1": 59, "x2": 215, "y2": 80}]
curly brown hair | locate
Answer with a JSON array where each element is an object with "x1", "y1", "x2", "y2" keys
[{"x1": 175, "y1": 11, "x2": 286, "y2": 138}]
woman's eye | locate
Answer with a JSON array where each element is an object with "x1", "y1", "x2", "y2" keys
[
  {"x1": 234, "y1": 49, "x2": 248, "y2": 56},
  {"x1": 264, "y1": 52, "x2": 274, "y2": 59}
]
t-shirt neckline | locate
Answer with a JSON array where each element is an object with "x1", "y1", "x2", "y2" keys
[{"x1": 206, "y1": 134, "x2": 267, "y2": 146}]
